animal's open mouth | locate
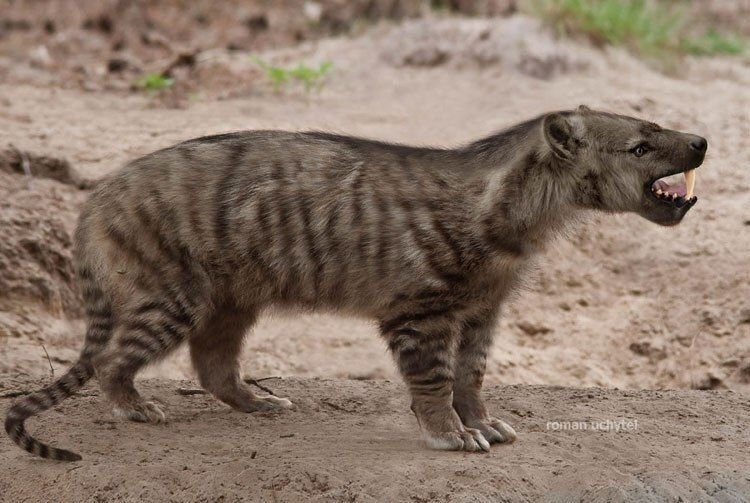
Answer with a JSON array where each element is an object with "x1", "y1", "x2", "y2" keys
[{"x1": 647, "y1": 169, "x2": 697, "y2": 208}]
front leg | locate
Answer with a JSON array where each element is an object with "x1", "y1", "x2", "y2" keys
[
  {"x1": 452, "y1": 312, "x2": 517, "y2": 444},
  {"x1": 382, "y1": 313, "x2": 490, "y2": 452}
]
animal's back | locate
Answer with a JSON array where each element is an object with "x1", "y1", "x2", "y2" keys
[{"x1": 77, "y1": 131, "x2": 484, "y2": 317}]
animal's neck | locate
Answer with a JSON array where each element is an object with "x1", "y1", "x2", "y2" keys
[{"x1": 462, "y1": 128, "x2": 578, "y2": 255}]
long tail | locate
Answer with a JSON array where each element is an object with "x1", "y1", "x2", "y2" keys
[
  {"x1": 5, "y1": 265, "x2": 112, "y2": 462},
  {"x1": 5, "y1": 358, "x2": 94, "y2": 461}
]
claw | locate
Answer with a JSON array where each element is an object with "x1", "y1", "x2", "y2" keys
[
  {"x1": 466, "y1": 427, "x2": 490, "y2": 451},
  {"x1": 465, "y1": 417, "x2": 517, "y2": 444}
]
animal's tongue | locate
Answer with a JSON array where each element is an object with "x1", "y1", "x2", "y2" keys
[{"x1": 653, "y1": 179, "x2": 687, "y2": 197}]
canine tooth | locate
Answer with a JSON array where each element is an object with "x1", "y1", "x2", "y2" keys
[
  {"x1": 685, "y1": 169, "x2": 696, "y2": 198},
  {"x1": 656, "y1": 189, "x2": 663, "y2": 195},
  {"x1": 672, "y1": 194, "x2": 678, "y2": 200}
]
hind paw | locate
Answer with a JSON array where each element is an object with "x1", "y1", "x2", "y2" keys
[
  {"x1": 262, "y1": 395, "x2": 293, "y2": 409},
  {"x1": 113, "y1": 401, "x2": 166, "y2": 424},
  {"x1": 233, "y1": 395, "x2": 294, "y2": 413}
]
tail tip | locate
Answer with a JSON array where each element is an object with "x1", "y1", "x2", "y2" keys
[{"x1": 56, "y1": 449, "x2": 83, "y2": 462}]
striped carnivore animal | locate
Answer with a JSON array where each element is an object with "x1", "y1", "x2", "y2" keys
[{"x1": 5, "y1": 106, "x2": 707, "y2": 460}]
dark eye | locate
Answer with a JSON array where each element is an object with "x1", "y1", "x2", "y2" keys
[{"x1": 632, "y1": 144, "x2": 649, "y2": 157}]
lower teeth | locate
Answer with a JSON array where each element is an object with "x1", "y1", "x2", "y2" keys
[{"x1": 651, "y1": 188, "x2": 691, "y2": 202}]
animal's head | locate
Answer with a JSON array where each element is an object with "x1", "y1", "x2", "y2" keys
[{"x1": 543, "y1": 105, "x2": 706, "y2": 226}]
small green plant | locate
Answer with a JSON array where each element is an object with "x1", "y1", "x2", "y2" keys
[
  {"x1": 253, "y1": 57, "x2": 333, "y2": 93},
  {"x1": 683, "y1": 30, "x2": 747, "y2": 57},
  {"x1": 289, "y1": 61, "x2": 334, "y2": 92},
  {"x1": 136, "y1": 73, "x2": 174, "y2": 92},
  {"x1": 253, "y1": 58, "x2": 290, "y2": 92}
]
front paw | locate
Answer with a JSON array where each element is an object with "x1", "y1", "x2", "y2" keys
[
  {"x1": 422, "y1": 427, "x2": 490, "y2": 452},
  {"x1": 464, "y1": 416, "x2": 516, "y2": 444}
]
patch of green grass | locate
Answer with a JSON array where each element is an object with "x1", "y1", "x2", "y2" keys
[
  {"x1": 683, "y1": 30, "x2": 747, "y2": 56},
  {"x1": 136, "y1": 73, "x2": 174, "y2": 92},
  {"x1": 253, "y1": 57, "x2": 333, "y2": 93},
  {"x1": 525, "y1": 0, "x2": 685, "y2": 57},
  {"x1": 523, "y1": 0, "x2": 749, "y2": 64}
]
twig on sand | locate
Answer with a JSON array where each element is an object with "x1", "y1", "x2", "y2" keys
[
  {"x1": 39, "y1": 342, "x2": 54, "y2": 376},
  {"x1": 0, "y1": 390, "x2": 31, "y2": 399},
  {"x1": 0, "y1": 389, "x2": 98, "y2": 399},
  {"x1": 177, "y1": 376, "x2": 282, "y2": 396},
  {"x1": 176, "y1": 388, "x2": 207, "y2": 396},
  {"x1": 20, "y1": 150, "x2": 31, "y2": 180},
  {"x1": 244, "y1": 377, "x2": 280, "y2": 395}
]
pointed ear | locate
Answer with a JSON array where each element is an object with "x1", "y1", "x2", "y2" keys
[{"x1": 543, "y1": 113, "x2": 575, "y2": 160}]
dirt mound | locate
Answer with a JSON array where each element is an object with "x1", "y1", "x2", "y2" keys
[
  {"x1": 0, "y1": 169, "x2": 86, "y2": 374},
  {"x1": 0, "y1": 148, "x2": 86, "y2": 188},
  {"x1": 382, "y1": 16, "x2": 594, "y2": 79},
  {"x1": 1, "y1": 376, "x2": 748, "y2": 502},
  {"x1": 0, "y1": 171, "x2": 83, "y2": 315}
]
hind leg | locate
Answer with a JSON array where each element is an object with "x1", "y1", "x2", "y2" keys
[
  {"x1": 189, "y1": 308, "x2": 292, "y2": 412},
  {"x1": 95, "y1": 296, "x2": 204, "y2": 423}
]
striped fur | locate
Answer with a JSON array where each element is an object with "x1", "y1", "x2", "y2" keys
[
  {"x1": 6, "y1": 106, "x2": 706, "y2": 459},
  {"x1": 4, "y1": 360, "x2": 93, "y2": 461}
]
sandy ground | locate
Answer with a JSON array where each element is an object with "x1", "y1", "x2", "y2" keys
[
  {"x1": 1, "y1": 2, "x2": 749, "y2": 500},
  {"x1": 2, "y1": 376, "x2": 749, "y2": 502}
]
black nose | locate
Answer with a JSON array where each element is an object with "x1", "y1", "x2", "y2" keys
[{"x1": 689, "y1": 136, "x2": 707, "y2": 153}]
